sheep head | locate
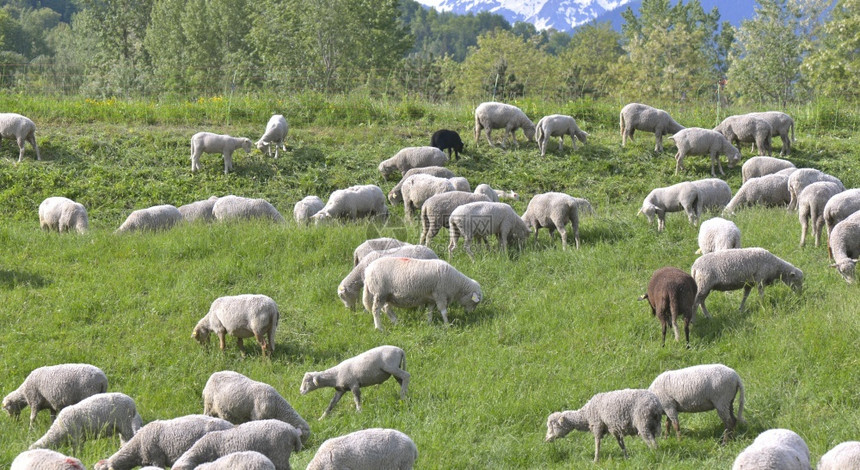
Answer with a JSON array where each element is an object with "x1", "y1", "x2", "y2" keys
[
  {"x1": 639, "y1": 204, "x2": 658, "y2": 224},
  {"x1": 2, "y1": 393, "x2": 24, "y2": 419},
  {"x1": 459, "y1": 283, "x2": 482, "y2": 312},
  {"x1": 832, "y1": 259, "x2": 857, "y2": 283},
  {"x1": 523, "y1": 124, "x2": 536, "y2": 142},
  {"x1": 575, "y1": 129, "x2": 589, "y2": 144},
  {"x1": 241, "y1": 138, "x2": 253, "y2": 153},
  {"x1": 783, "y1": 267, "x2": 805, "y2": 292},
  {"x1": 388, "y1": 188, "x2": 403, "y2": 205},
  {"x1": 337, "y1": 282, "x2": 358, "y2": 311},
  {"x1": 300, "y1": 372, "x2": 321, "y2": 395},
  {"x1": 545, "y1": 411, "x2": 581, "y2": 441},
  {"x1": 255, "y1": 139, "x2": 271, "y2": 156},
  {"x1": 191, "y1": 322, "x2": 211, "y2": 346}
]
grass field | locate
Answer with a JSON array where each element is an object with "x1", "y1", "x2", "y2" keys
[{"x1": 0, "y1": 93, "x2": 859, "y2": 469}]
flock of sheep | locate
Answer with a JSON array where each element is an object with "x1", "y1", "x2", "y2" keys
[{"x1": 2, "y1": 99, "x2": 860, "y2": 468}]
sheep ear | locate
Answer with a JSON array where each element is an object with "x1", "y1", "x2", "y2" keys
[
  {"x1": 471, "y1": 292, "x2": 480, "y2": 303},
  {"x1": 312, "y1": 376, "x2": 319, "y2": 386}
]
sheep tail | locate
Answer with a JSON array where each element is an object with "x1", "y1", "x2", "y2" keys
[
  {"x1": 790, "y1": 121, "x2": 795, "y2": 143},
  {"x1": 736, "y1": 378, "x2": 746, "y2": 424},
  {"x1": 535, "y1": 122, "x2": 544, "y2": 144},
  {"x1": 637, "y1": 294, "x2": 648, "y2": 301},
  {"x1": 269, "y1": 308, "x2": 279, "y2": 354}
]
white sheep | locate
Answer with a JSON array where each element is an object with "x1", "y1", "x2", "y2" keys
[
  {"x1": 638, "y1": 181, "x2": 702, "y2": 232},
  {"x1": 0, "y1": 112, "x2": 41, "y2": 162},
  {"x1": 787, "y1": 168, "x2": 844, "y2": 211},
  {"x1": 448, "y1": 201, "x2": 531, "y2": 260},
  {"x1": 306, "y1": 428, "x2": 418, "y2": 470},
  {"x1": 741, "y1": 156, "x2": 795, "y2": 183},
  {"x1": 714, "y1": 114, "x2": 773, "y2": 156},
  {"x1": 535, "y1": 114, "x2": 588, "y2": 157},
  {"x1": 192, "y1": 294, "x2": 279, "y2": 357},
  {"x1": 723, "y1": 174, "x2": 792, "y2": 215},
  {"x1": 697, "y1": 217, "x2": 741, "y2": 254},
  {"x1": 300, "y1": 345, "x2": 409, "y2": 419},
  {"x1": 194, "y1": 451, "x2": 276, "y2": 470},
  {"x1": 670, "y1": 127, "x2": 742, "y2": 176},
  {"x1": 38, "y1": 197, "x2": 88, "y2": 234},
  {"x1": 3, "y1": 363, "x2": 108, "y2": 426},
  {"x1": 545, "y1": 389, "x2": 663, "y2": 462},
  {"x1": 93, "y1": 415, "x2": 233, "y2": 470},
  {"x1": 619, "y1": 103, "x2": 684, "y2": 153},
  {"x1": 292, "y1": 196, "x2": 324, "y2": 225},
  {"x1": 691, "y1": 178, "x2": 733, "y2": 213},
  {"x1": 521, "y1": 192, "x2": 581, "y2": 250},
  {"x1": 388, "y1": 166, "x2": 456, "y2": 204},
  {"x1": 399, "y1": 173, "x2": 455, "y2": 219},
  {"x1": 378, "y1": 147, "x2": 448, "y2": 180},
  {"x1": 179, "y1": 196, "x2": 219, "y2": 223},
  {"x1": 648, "y1": 364, "x2": 745, "y2": 444},
  {"x1": 747, "y1": 111, "x2": 794, "y2": 156},
  {"x1": 11, "y1": 449, "x2": 85, "y2": 470},
  {"x1": 255, "y1": 114, "x2": 288, "y2": 159},
  {"x1": 828, "y1": 211, "x2": 860, "y2": 282},
  {"x1": 824, "y1": 188, "x2": 860, "y2": 237},
  {"x1": 732, "y1": 428, "x2": 811, "y2": 470},
  {"x1": 212, "y1": 195, "x2": 285, "y2": 223},
  {"x1": 419, "y1": 191, "x2": 490, "y2": 246},
  {"x1": 473, "y1": 184, "x2": 519, "y2": 203},
  {"x1": 818, "y1": 441, "x2": 860, "y2": 470},
  {"x1": 362, "y1": 257, "x2": 482, "y2": 329},
  {"x1": 474, "y1": 102, "x2": 536, "y2": 148},
  {"x1": 352, "y1": 237, "x2": 409, "y2": 266},
  {"x1": 190, "y1": 132, "x2": 252, "y2": 174},
  {"x1": 202, "y1": 371, "x2": 310, "y2": 443},
  {"x1": 115, "y1": 204, "x2": 183, "y2": 233},
  {"x1": 29, "y1": 392, "x2": 143, "y2": 450},
  {"x1": 797, "y1": 181, "x2": 843, "y2": 246},
  {"x1": 691, "y1": 247, "x2": 803, "y2": 318},
  {"x1": 338, "y1": 244, "x2": 438, "y2": 311},
  {"x1": 171, "y1": 420, "x2": 301, "y2": 470},
  {"x1": 312, "y1": 185, "x2": 388, "y2": 224},
  {"x1": 449, "y1": 176, "x2": 470, "y2": 192}
]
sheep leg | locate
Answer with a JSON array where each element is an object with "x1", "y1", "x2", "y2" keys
[
  {"x1": 715, "y1": 405, "x2": 737, "y2": 445},
  {"x1": 351, "y1": 385, "x2": 362, "y2": 412},
  {"x1": 671, "y1": 317, "x2": 680, "y2": 342},
  {"x1": 16, "y1": 137, "x2": 27, "y2": 162},
  {"x1": 217, "y1": 332, "x2": 227, "y2": 351},
  {"x1": 371, "y1": 296, "x2": 385, "y2": 331},
  {"x1": 321, "y1": 390, "x2": 346, "y2": 419},
  {"x1": 557, "y1": 224, "x2": 568, "y2": 250},
  {"x1": 254, "y1": 331, "x2": 270, "y2": 357},
  {"x1": 384, "y1": 303, "x2": 398, "y2": 325},
  {"x1": 814, "y1": 217, "x2": 823, "y2": 246},
  {"x1": 382, "y1": 366, "x2": 410, "y2": 400},
  {"x1": 614, "y1": 433, "x2": 629, "y2": 458},
  {"x1": 694, "y1": 291, "x2": 712, "y2": 319},
  {"x1": 558, "y1": 136, "x2": 564, "y2": 152},
  {"x1": 236, "y1": 337, "x2": 246, "y2": 355},
  {"x1": 739, "y1": 285, "x2": 753, "y2": 311},
  {"x1": 661, "y1": 320, "x2": 668, "y2": 347},
  {"x1": 484, "y1": 128, "x2": 494, "y2": 148},
  {"x1": 683, "y1": 316, "x2": 691, "y2": 347},
  {"x1": 435, "y1": 298, "x2": 450, "y2": 326},
  {"x1": 463, "y1": 236, "x2": 475, "y2": 261},
  {"x1": 673, "y1": 151, "x2": 684, "y2": 175},
  {"x1": 222, "y1": 151, "x2": 232, "y2": 175},
  {"x1": 654, "y1": 132, "x2": 663, "y2": 153},
  {"x1": 800, "y1": 215, "x2": 808, "y2": 246},
  {"x1": 593, "y1": 434, "x2": 602, "y2": 462},
  {"x1": 28, "y1": 134, "x2": 40, "y2": 161},
  {"x1": 657, "y1": 214, "x2": 666, "y2": 232}
]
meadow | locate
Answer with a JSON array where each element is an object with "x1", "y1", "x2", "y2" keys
[{"x1": 0, "y1": 92, "x2": 859, "y2": 469}]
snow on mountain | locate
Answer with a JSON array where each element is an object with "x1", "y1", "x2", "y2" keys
[{"x1": 416, "y1": 0, "x2": 634, "y2": 31}]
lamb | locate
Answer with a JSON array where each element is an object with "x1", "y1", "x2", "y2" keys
[
  {"x1": 93, "y1": 415, "x2": 233, "y2": 470},
  {"x1": 619, "y1": 103, "x2": 684, "y2": 153},
  {"x1": 690, "y1": 247, "x2": 803, "y2": 318},
  {"x1": 387, "y1": 166, "x2": 456, "y2": 205},
  {"x1": 29, "y1": 392, "x2": 143, "y2": 450},
  {"x1": 448, "y1": 202, "x2": 531, "y2": 260},
  {"x1": 3, "y1": 363, "x2": 108, "y2": 426},
  {"x1": 449, "y1": 176, "x2": 470, "y2": 192},
  {"x1": 824, "y1": 188, "x2": 860, "y2": 237},
  {"x1": 38, "y1": 197, "x2": 88, "y2": 233},
  {"x1": 691, "y1": 178, "x2": 733, "y2": 213},
  {"x1": 544, "y1": 389, "x2": 663, "y2": 462},
  {"x1": 11, "y1": 449, "x2": 85, "y2": 470},
  {"x1": 352, "y1": 238, "x2": 409, "y2": 266},
  {"x1": 171, "y1": 420, "x2": 302, "y2": 470},
  {"x1": 431, "y1": 129, "x2": 464, "y2": 160},
  {"x1": 474, "y1": 101, "x2": 536, "y2": 148},
  {"x1": 828, "y1": 211, "x2": 860, "y2": 282},
  {"x1": 115, "y1": 204, "x2": 183, "y2": 233},
  {"x1": 179, "y1": 196, "x2": 219, "y2": 223},
  {"x1": 741, "y1": 156, "x2": 795, "y2": 183},
  {"x1": 648, "y1": 364, "x2": 745, "y2": 444},
  {"x1": 255, "y1": 114, "x2": 288, "y2": 159},
  {"x1": 378, "y1": 147, "x2": 448, "y2": 180},
  {"x1": 306, "y1": 428, "x2": 418, "y2": 470},
  {"x1": 797, "y1": 181, "x2": 843, "y2": 246},
  {"x1": 312, "y1": 185, "x2": 388, "y2": 223},
  {"x1": 723, "y1": 174, "x2": 792, "y2": 215},
  {"x1": 638, "y1": 181, "x2": 702, "y2": 232},
  {"x1": 637, "y1": 266, "x2": 697, "y2": 346},
  {"x1": 521, "y1": 192, "x2": 581, "y2": 250},
  {"x1": 787, "y1": 168, "x2": 844, "y2": 211},
  {"x1": 670, "y1": 127, "x2": 742, "y2": 177},
  {"x1": 194, "y1": 451, "x2": 276, "y2": 470},
  {"x1": 293, "y1": 196, "x2": 324, "y2": 225},
  {"x1": 338, "y1": 244, "x2": 438, "y2": 310},
  {"x1": 0, "y1": 112, "x2": 41, "y2": 162},
  {"x1": 697, "y1": 217, "x2": 741, "y2": 254},
  {"x1": 192, "y1": 294, "x2": 279, "y2": 357},
  {"x1": 535, "y1": 114, "x2": 588, "y2": 157},
  {"x1": 746, "y1": 111, "x2": 795, "y2": 156},
  {"x1": 300, "y1": 345, "x2": 409, "y2": 419},
  {"x1": 473, "y1": 184, "x2": 519, "y2": 203},
  {"x1": 714, "y1": 114, "x2": 773, "y2": 156},
  {"x1": 732, "y1": 428, "x2": 811, "y2": 470},
  {"x1": 818, "y1": 441, "x2": 860, "y2": 470},
  {"x1": 190, "y1": 132, "x2": 252, "y2": 174},
  {"x1": 419, "y1": 192, "x2": 490, "y2": 246},
  {"x1": 362, "y1": 258, "x2": 482, "y2": 329},
  {"x1": 399, "y1": 173, "x2": 456, "y2": 219},
  {"x1": 212, "y1": 195, "x2": 285, "y2": 223}
]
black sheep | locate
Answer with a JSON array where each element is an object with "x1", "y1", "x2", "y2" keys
[{"x1": 431, "y1": 129, "x2": 464, "y2": 160}]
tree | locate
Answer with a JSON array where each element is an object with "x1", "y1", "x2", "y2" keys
[
  {"x1": 802, "y1": 0, "x2": 860, "y2": 99},
  {"x1": 558, "y1": 22, "x2": 623, "y2": 98}
]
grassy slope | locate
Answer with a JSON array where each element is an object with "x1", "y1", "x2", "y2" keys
[{"x1": 0, "y1": 94, "x2": 859, "y2": 468}]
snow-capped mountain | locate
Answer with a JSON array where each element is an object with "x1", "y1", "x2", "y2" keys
[{"x1": 415, "y1": 0, "x2": 634, "y2": 31}]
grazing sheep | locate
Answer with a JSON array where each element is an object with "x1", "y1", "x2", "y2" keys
[
  {"x1": 255, "y1": 114, "x2": 288, "y2": 159},
  {"x1": 828, "y1": 211, "x2": 860, "y2": 282},
  {"x1": 473, "y1": 184, "x2": 500, "y2": 202},
  {"x1": 619, "y1": 103, "x2": 684, "y2": 153},
  {"x1": 338, "y1": 244, "x2": 438, "y2": 311},
  {"x1": 824, "y1": 188, "x2": 860, "y2": 237},
  {"x1": 179, "y1": 196, "x2": 219, "y2": 223},
  {"x1": 300, "y1": 345, "x2": 409, "y2": 419},
  {"x1": 192, "y1": 294, "x2": 279, "y2": 357},
  {"x1": 190, "y1": 132, "x2": 252, "y2": 174},
  {"x1": 38, "y1": 197, "x2": 88, "y2": 234},
  {"x1": 747, "y1": 111, "x2": 795, "y2": 156},
  {"x1": 449, "y1": 176, "x2": 470, "y2": 192},
  {"x1": 353, "y1": 238, "x2": 409, "y2": 266},
  {"x1": 202, "y1": 371, "x2": 310, "y2": 443},
  {"x1": 638, "y1": 181, "x2": 702, "y2": 232},
  {"x1": 723, "y1": 174, "x2": 792, "y2": 215},
  {"x1": 0, "y1": 112, "x2": 41, "y2": 162},
  {"x1": 572, "y1": 197, "x2": 594, "y2": 216},
  {"x1": 399, "y1": 174, "x2": 456, "y2": 219},
  {"x1": 797, "y1": 181, "x2": 843, "y2": 247},
  {"x1": 419, "y1": 192, "x2": 490, "y2": 246},
  {"x1": 732, "y1": 428, "x2": 811, "y2": 470},
  {"x1": 388, "y1": 166, "x2": 457, "y2": 205},
  {"x1": 115, "y1": 204, "x2": 183, "y2": 233},
  {"x1": 378, "y1": 147, "x2": 448, "y2": 180},
  {"x1": 648, "y1": 364, "x2": 745, "y2": 444},
  {"x1": 93, "y1": 415, "x2": 233, "y2": 470},
  {"x1": 30, "y1": 392, "x2": 143, "y2": 450},
  {"x1": 474, "y1": 102, "x2": 536, "y2": 148},
  {"x1": 448, "y1": 201, "x2": 531, "y2": 260},
  {"x1": 787, "y1": 168, "x2": 844, "y2": 211},
  {"x1": 638, "y1": 267, "x2": 697, "y2": 346},
  {"x1": 697, "y1": 217, "x2": 741, "y2": 254},
  {"x1": 171, "y1": 420, "x2": 301, "y2": 470},
  {"x1": 741, "y1": 156, "x2": 795, "y2": 183},
  {"x1": 194, "y1": 451, "x2": 276, "y2": 470},
  {"x1": 306, "y1": 428, "x2": 418, "y2": 470},
  {"x1": 292, "y1": 196, "x2": 324, "y2": 225},
  {"x1": 544, "y1": 389, "x2": 663, "y2": 462},
  {"x1": 691, "y1": 247, "x2": 803, "y2": 318},
  {"x1": 714, "y1": 114, "x2": 773, "y2": 156},
  {"x1": 521, "y1": 192, "x2": 581, "y2": 250},
  {"x1": 430, "y1": 129, "x2": 464, "y2": 160},
  {"x1": 670, "y1": 127, "x2": 742, "y2": 177},
  {"x1": 691, "y1": 178, "x2": 733, "y2": 213},
  {"x1": 312, "y1": 185, "x2": 388, "y2": 224},
  {"x1": 535, "y1": 114, "x2": 588, "y2": 157},
  {"x1": 362, "y1": 258, "x2": 482, "y2": 330},
  {"x1": 818, "y1": 441, "x2": 860, "y2": 470},
  {"x1": 11, "y1": 449, "x2": 85, "y2": 470},
  {"x1": 3, "y1": 363, "x2": 108, "y2": 426},
  {"x1": 212, "y1": 195, "x2": 285, "y2": 223}
]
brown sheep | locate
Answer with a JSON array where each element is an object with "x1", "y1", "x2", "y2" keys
[{"x1": 638, "y1": 267, "x2": 697, "y2": 347}]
